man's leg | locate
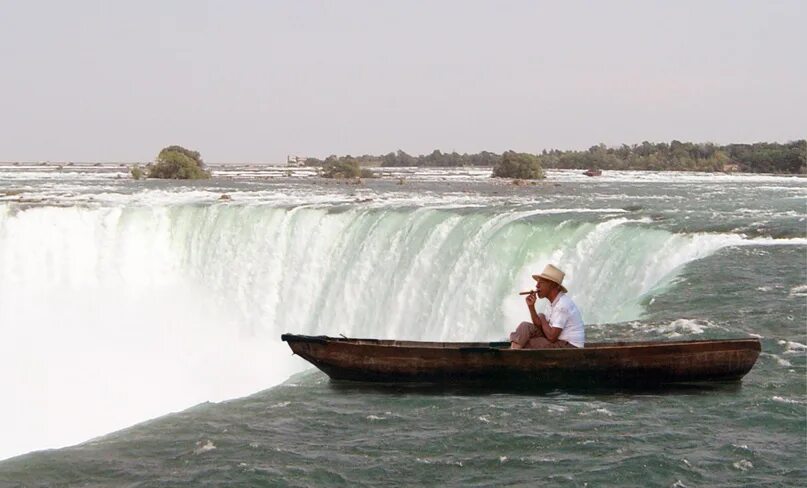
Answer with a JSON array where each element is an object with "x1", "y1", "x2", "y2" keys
[{"x1": 509, "y1": 321, "x2": 539, "y2": 349}]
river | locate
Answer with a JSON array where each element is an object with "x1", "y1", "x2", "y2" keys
[{"x1": 0, "y1": 164, "x2": 804, "y2": 486}]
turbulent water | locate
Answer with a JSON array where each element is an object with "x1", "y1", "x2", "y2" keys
[{"x1": 0, "y1": 164, "x2": 805, "y2": 486}]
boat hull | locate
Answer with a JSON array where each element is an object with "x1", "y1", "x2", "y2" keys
[{"x1": 281, "y1": 334, "x2": 761, "y2": 388}]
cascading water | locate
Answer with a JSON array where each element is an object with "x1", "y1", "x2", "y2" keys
[{"x1": 0, "y1": 202, "x2": 769, "y2": 459}]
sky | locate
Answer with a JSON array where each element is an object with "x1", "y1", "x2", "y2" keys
[{"x1": 0, "y1": 0, "x2": 804, "y2": 164}]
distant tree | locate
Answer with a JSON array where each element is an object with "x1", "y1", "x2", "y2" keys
[
  {"x1": 130, "y1": 165, "x2": 144, "y2": 180},
  {"x1": 159, "y1": 145, "x2": 200, "y2": 163},
  {"x1": 148, "y1": 145, "x2": 210, "y2": 179},
  {"x1": 381, "y1": 149, "x2": 417, "y2": 167},
  {"x1": 382, "y1": 152, "x2": 397, "y2": 166},
  {"x1": 398, "y1": 150, "x2": 416, "y2": 166},
  {"x1": 467, "y1": 151, "x2": 501, "y2": 166},
  {"x1": 725, "y1": 141, "x2": 805, "y2": 173},
  {"x1": 492, "y1": 151, "x2": 544, "y2": 179},
  {"x1": 304, "y1": 157, "x2": 324, "y2": 166},
  {"x1": 423, "y1": 149, "x2": 445, "y2": 166},
  {"x1": 322, "y1": 156, "x2": 362, "y2": 178}
]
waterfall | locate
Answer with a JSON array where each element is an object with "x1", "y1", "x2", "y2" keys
[{"x1": 0, "y1": 202, "x2": 753, "y2": 458}]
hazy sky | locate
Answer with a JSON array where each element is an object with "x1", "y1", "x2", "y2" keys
[{"x1": 1, "y1": 0, "x2": 804, "y2": 163}]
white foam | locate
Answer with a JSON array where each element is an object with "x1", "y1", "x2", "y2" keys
[
  {"x1": 772, "y1": 396, "x2": 807, "y2": 405},
  {"x1": 3, "y1": 163, "x2": 806, "y2": 213},
  {"x1": 193, "y1": 440, "x2": 216, "y2": 454},
  {"x1": 579, "y1": 407, "x2": 615, "y2": 417},
  {"x1": 772, "y1": 396, "x2": 805, "y2": 405},
  {"x1": 760, "y1": 352, "x2": 793, "y2": 367},
  {"x1": 778, "y1": 340, "x2": 807, "y2": 353},
  {"x1": 0, "y1": 205, "x2": 311, "y2": 460},
  {"x1": 744, "y1": 236, "x2": 807, "y2": 246},
  {"x1": 4, "y1": 163, "x2": 806, "y2": 185},
  {"x1": 789, "y1": 285, "x2": 807, "y2": 297},
  {"x1": 415, "y1": 458, "x2": 463, "y2": 467},
  {"x1": 733, "y1": 459, "x2": 753, "y2": 471},
  {"x1": 650, "y1": 319, "x2": 711, "y2": 337}
]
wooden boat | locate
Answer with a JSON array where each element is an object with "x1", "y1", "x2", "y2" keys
[
  {"x1": 583, "y1": 168, "x2": 603, "y2": 177},
  {"x1": 281, "y1": 334, "x2": 761, "y2": 389}
]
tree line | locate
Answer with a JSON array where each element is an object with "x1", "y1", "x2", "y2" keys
[
  {"x1": 304, "y1": 150, "x2": 501, "y2": 168},
  {"x1": 304, "y1": 140, "x2": 806, "y2": 175},
  {"x1": 541, "y1": 140, "x2": 805, "y2": 174}
]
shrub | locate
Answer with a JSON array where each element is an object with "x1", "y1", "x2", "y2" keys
[
  {"x1": 147, "y1": 145, "x2": 210, "y2": 179},
  {"x1": 322, "y1": 158, "x2": 361, "y2": 178},
  {"x1": 492, "y1": 151, "x2": 544, "y2": 179}
]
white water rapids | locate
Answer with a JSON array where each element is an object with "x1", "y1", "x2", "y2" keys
[{"x1": 0, "y1": 201, "x2": 780, "y2": 460}]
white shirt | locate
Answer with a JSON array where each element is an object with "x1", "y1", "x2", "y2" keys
[{"x1": 547, "y1": 293, "x2": 585, "y2": 348}]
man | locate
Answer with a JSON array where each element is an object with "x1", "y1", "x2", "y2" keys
[{"x1": 509, "y1": 264, "x2": 585, "y2": 349}]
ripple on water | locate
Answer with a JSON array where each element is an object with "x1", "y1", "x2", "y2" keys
[
  {"x1": 772, "y1": 396, "x2": 805, "y2": 405},
  {"x1": 654, "y1": 318, "x2": 711, "y2": 336},
  {"x1": 788, "y1": 284, "x2": 807, "y2": 297},
  {"x1": 761, "y1": 352, "x2": 792, "y2": 367},
  {"x1": 778, "y1": 340, "x2": 807, "y2": 353},
  {"x1": 415, "y1": 457, "x2": 463, "y2": 467},
  {"x1": 193, "y1": 440, "x2": 216, "y2": 455}
]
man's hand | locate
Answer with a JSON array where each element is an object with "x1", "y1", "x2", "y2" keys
[{"x1": 525, "y1": 291, "x2": 537, "y2": 308}]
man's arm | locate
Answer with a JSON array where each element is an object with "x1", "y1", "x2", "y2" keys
[
  {"x1": 527, "y1": 294, "x2": 563, "y2": 342},
  {"x1": 535, "y1": 313, "x2": 562, "y2": 341}
]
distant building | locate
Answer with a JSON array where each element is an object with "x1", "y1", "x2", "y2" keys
[{"x1": 287, "y1": 155, "x2": 306, "y2": 167}]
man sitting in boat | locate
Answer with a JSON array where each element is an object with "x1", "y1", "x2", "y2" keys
[{"x1": 509, "y1": 264, "x2": 585, "y2": 349}]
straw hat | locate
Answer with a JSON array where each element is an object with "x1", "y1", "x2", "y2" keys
[{"x1": 532, "y1": 264, "x2": 568, "y2": 293}]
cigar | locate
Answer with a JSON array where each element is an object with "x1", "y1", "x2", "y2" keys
[{"x1": 519, "y1": 290, "x2": 536, "y2": 295}]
